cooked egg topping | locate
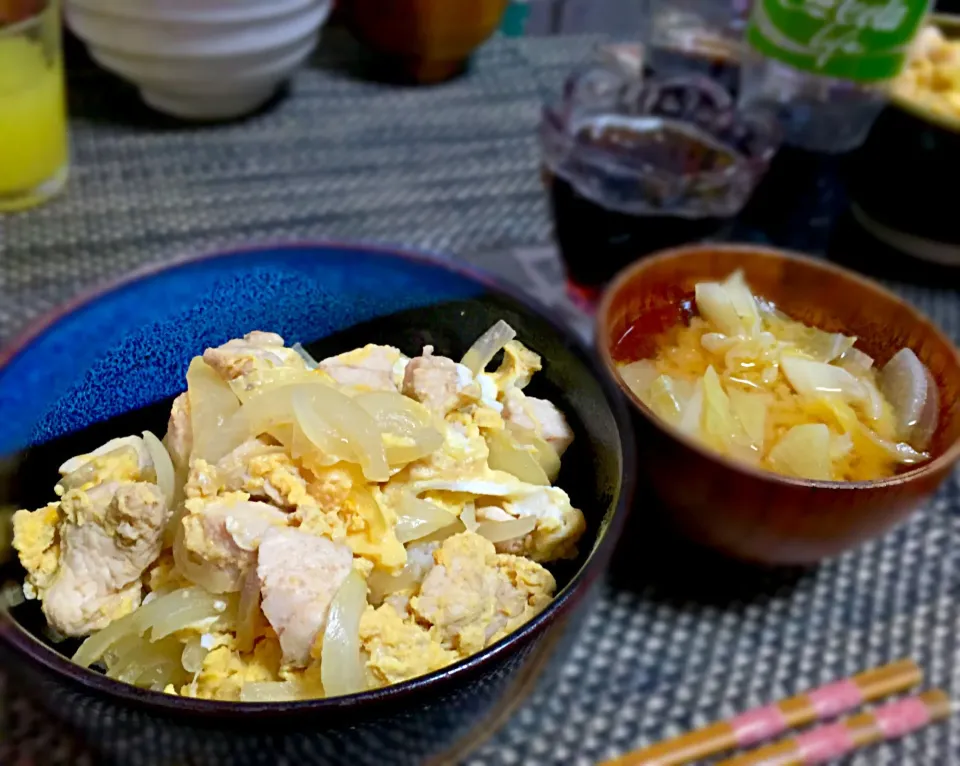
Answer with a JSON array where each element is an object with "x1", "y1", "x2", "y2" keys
[{"x1": 13, "y1": 325, "x2": 584, "y2": 701}]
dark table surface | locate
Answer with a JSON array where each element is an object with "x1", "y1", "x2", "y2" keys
[{"x1": 2, "y1": 28, "x2": 959, "y2": 766}]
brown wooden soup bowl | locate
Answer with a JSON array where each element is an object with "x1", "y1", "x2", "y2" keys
[{"x1": 597, "y1": 243, "x2": 960, "y2": 565}]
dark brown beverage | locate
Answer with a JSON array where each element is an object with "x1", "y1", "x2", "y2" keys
[
  {"x1": 644, "y1": 43, "x2": 742, "y2": 98},
  {"x1": 545, "y1": 171, "x2": 725, "y2": 303},
  {"x1": 539, "y1": 61, "x2": 780, "y2": 309}
]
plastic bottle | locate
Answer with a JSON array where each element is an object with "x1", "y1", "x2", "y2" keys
[{"x1": 738, "y1": 0, "x2": 931, "y2": 153}]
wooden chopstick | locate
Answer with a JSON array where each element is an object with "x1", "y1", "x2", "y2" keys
[
  {"x1": 600, "y1": 659, "x2": 922, "y2": 766},
  {"x1": 715, "y1": 689, "x2": 952, "y2": 766}
]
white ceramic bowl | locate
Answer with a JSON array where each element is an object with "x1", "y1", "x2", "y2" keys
[{"x1": 66, "y1": 0, "x2": 332, "y2": 120}]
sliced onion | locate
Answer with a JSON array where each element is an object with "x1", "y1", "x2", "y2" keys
[
  {"x1": 111, "y1": 637, "x2": 183, "y2": 685},
  {"x1": 291, "y1": 389, "x2": 352, "y2": 459},
  {"x1": 293, "y1": 384, "x2": 389, "y2": 481},
  {"x1": 677, "y1": 380, "x2": 704, "y2": 436},
  {"x1": 461, "y1": 320, "x2": 517, "y2": 376},
  {"x1": 836, "y1": 347, "x2": 874, "y2": 376},
  {"x1": 142, "y1": 430, "x2": 175, "y2": 506},
  {"x1": 880, "y1": 348, "x2": 936, "y2": 444},
  {"x1": 618, "y1": 359, "x2": 660, "y2": 399},
  {"x1": 913, "y1": 366, "x2": 940, "y2": 451},
  {"x1": 354, "y1": 392, "x2": 444, "y2": 465},
  {"x1": 767, "y1": 424, "x2": 832, "y2": 481},
  {"x1": 173, "y1": 524, "x2": 239, "y2": 594},
  {"x1": 73, "y1": 608, "x2": 145, "y2": 669},
  {"x1": 187, "y1": 358, "x2": 242, "y2": 462},
  {"x1": 320, "y1": 570, "x2": 368, "y2": 698},
  {"x1": 781, "y1": 356, "x2": 867, "y2": 402},
  {"x1": 460, "y1": 503, "x2": 478, "y2": 532},
  {"x1": 485, "y1": 428, "x2": 549, "y2": 485},
  {"x1": 368, "y1": 567, "x2": 420, "y2": 605},
  {"x1": 695, "y1": 282, "x2": 745, "y2": 337},
  {"x1": 148, "y1": 590, "x2": 235, "y2": 641},
  {"x1": 292, "y1": 342, "x2": 319, "y2": 370},
  {"x1": 476, "y1": 516, "x2": 537, "y2": 543},
  {"x1": 240, "y1": 681, "x2": 304, "y2": 703},
  {"x1": 181, "y1": 636, "x2": 209, "y2": 674},
  {"x1": 395, "y1": 495, "x2": 460, "y2": 544},
  {"x1": 73, "y1": 587, "x2": 230, "y2": 669},
  {"x1": 236, "y1": 566, "x2": 262, "y2": 654}
]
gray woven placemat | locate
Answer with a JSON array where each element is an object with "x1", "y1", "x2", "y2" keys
[{"x1": 3, "y1": 29, "x2": 960, "y2": 766}]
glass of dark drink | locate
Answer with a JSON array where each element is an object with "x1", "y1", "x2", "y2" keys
[
  {"x1": 539, "y1": 53, "x2": 780, "y2": 310},
  {"x1": 643, "y1": 0, "x2": 751, "y2": 96}
]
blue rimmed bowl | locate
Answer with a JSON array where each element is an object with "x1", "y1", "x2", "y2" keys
[{"x1": 0, "y1": 242, "x2": 635, "y2": 766}]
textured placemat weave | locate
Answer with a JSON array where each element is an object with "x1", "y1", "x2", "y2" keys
[{"x1": 2, "y1": 29, "x2": 960, "y2": 766}]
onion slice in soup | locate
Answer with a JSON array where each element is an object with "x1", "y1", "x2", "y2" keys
[
  {"x1": 880, "y1": 348, "x2": 939, "y2": 449},
  {"x1": 320, "y1": 570, "x2": 368, "y2": 698}
]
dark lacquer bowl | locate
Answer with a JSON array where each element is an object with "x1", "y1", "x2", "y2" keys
[
  {"x1": 849, "y1": 14, "x2": 960, "y2": 266},
  {"x1": 597, "y1": 243, "x2": 960, "y2": 565},
  {"x1": 0, "y1": 243, "x2": 635, "y2": 766}
]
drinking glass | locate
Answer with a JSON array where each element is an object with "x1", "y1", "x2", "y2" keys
[
  {"x1": 644, "y1": 0, "x2": 748, "y2": 94},
  {"x1": 0, "y1": 0, "x2": 69, "y2": 213}
]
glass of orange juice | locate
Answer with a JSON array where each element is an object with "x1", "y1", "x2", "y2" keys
[{"x1": 0, "y1": 0, "x2": 69, "y2": 213}]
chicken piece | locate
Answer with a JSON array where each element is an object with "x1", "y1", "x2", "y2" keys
[
  {"x1": 257, "y1": 527, "x2": 354, "y2": 667},
  {"x1": 410, "y1": 532, "x2": 555, "y2": 656},
  {"x1": 488, "y1": 340, "x2": 542, "y2": 394},
  {"x1": 164, "y1": 393, "x2": 192, "y2": 471},
  {"x1": 203, "y1": 331, "x2": 306, "y2": 384},
  {"x1": 502, "y1": 389, "x2": 574, "y2": 457},
  {"x1": 57, "y1": 435, "x2": 153, "y2": 494},
  {"x1": 402, "y1": 347, "x2": 480, "y2": 415},
  {"x1": 319, "y1": 344, "x2": 404, "y2": 392},
  {"x1": 359, "y1": 604, "x2": 458, "y2": 686},
  {"x1": 180, "y1": 495, "x2": 289, "y2": 592},
  {"x1": 480, "y1": 487, "x2": 586, "y2": 562},
  {"x1": 33, "y1": 481, "x2": 168, "y2": 637}
]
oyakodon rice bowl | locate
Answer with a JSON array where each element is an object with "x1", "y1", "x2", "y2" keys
[
  {"x1": 14, "y1": 325, "x2": 587, "y2": 701},
  {"x1": 0, "y1": 242, "x2": 634, "y2": 766}
]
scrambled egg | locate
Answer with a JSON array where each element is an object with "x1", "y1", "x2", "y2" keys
[
  {"x1": 12, "y1": 503, "x2": 60, "y2": 599},
  {"x1": 12, "y1": 328, "x2": 584, "y2": 701},
  {"x1": 184, "y1": 637, "x2": 283, "y2": 701},
  {"x1": 360, "y1": 603, "x2": 459, "y2": 685}
]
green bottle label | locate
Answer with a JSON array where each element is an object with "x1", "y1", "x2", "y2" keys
[{"x1": 747, "y1": 0, "x2": 930, "y2": 82}]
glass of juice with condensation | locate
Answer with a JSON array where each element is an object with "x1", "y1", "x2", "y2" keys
[{"x1": 0, "y1": 0, "x2": 68, "y2": 212}]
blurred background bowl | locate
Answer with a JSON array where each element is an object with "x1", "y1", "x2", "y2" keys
[
  {"x1": 344, "y1": 0, "x2": 509, "y2": 84},
  {"x1": 598, "y1": 243, "x2": 960, "y2": 565},
  {"x1": 849, "y1": 14, "x2": 960, "y2": 267},
  {"x1": 64, "y1": 0, "x2": 333, "y2": 120},
  {"x1": 0, "y1": 242, "x2": 634, "y2": 765}
]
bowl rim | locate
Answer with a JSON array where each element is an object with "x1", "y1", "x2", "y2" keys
[
  {"x1": 596, "y1": 241, "x2": 960, "y2": 491},
  {"x1": 0, "y1": 239, "x2": 637, "y2": 719},
  {"x1": 888, "y1": 13, "x2": 960, "y2": 136}
]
